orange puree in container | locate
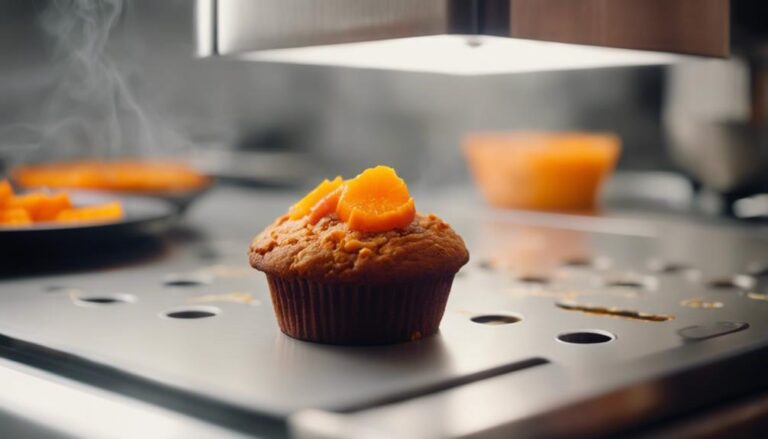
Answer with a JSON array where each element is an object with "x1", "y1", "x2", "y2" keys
[
  {"x1": 288, "y1": 166, "x2": 416, "y2": 232},
  {"x1": 463, "y1": 132, "x2": 620, "y2": 211}
]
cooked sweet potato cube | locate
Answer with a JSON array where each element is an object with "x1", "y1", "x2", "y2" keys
[
  {"x1": 6, "y1": 192, "x2": 72, "y2": 221},
  {"x1": 0, "y1": 208, "x2": 32, "y2": 226},
  {"x1": 0, "y1": 180, "x2": 12, "y2": 206}
]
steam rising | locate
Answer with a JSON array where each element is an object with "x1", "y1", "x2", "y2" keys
[{"x1": 32, "y1": 0, "x2": 183, "y2": 159}]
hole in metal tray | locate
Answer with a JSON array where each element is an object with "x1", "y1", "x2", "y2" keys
[
  {"x1": 477, "y1": 259, "x2": 495, "y2": 270},
  {"x1": 560, "y1": 256, "x2": 610, "y2": 270},
  {"x1": 517, "y1": 275, "x2": 550, "y2": 285},
  {"x1": 80, "y1": 297, "x2": 125, "y2": 305},
  {"x1": 163, "y1": 306, "x2": 220, "y2": 319},
  {"x1": 557, "y1": 330, "x2": 615, "y2": 344},
  {"x1": 746, "y1": 261, "x2": 768, "y2": 277},
  {"x1": 602, "y1": 274, "x2": 657, "y2": 290},
  {"x1": 471, "y1": 314, "x2": 522, "y2": 325},
  {"x1": 73, "y1": 293, "x2": 136, "y2": 307},
  {"x1": 334, "y1": 357, "x2": 549, "y2": 413},
  {"x1": 163, "y1": 272, "x2": 212, "y2": 287},
  {"x1": 706, "y1": 275, "x2": 755, "y2": 291},
  {"x1": 562, "y1": 257, "x2": 593, "y2": 267},
  {"x1": 647, "y1": 259, "x2": 694, "y2": 274},
  {"x1": 605, "y1": 279, "x2": 646, "y2": 289}
]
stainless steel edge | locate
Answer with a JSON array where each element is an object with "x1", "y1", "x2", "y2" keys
[
  {"x1": 0, "y1": 356, "x2": 252, "y2": 439},
  {"x1": 215, "y1": 0, "x2": 450, "y2": 54},
  {"x1": 202, "y1": 0, "x2": 729, "y2": 57},
  {"x1": 195, "y1": 0, "x2": 216, "y2": 57}
]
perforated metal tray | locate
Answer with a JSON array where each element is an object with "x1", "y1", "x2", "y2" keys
[{"x1": 1, "y1": 186, "x2": 768, "y2": 438}]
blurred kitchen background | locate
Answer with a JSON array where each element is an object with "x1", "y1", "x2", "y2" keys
[
  {"x1": 7, "y1": 4, "x2": 768, "y2": 437},
  {"x1": 0, "y1": 0, "x2": 673, "y2": 190}
]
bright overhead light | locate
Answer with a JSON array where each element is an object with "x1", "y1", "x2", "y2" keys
[{"x1": 236, "y1": 35, "x2": 683, "y2": 75}]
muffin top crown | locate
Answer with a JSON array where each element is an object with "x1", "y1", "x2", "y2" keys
[
  {"x1": 249, "y1": 166, "x2": 469, "y2": 284},
  {"x1": 250, "y1": 212, "x2": 468, "y2": 284}
]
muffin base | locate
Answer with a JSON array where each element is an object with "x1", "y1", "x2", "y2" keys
[{"x1": 265, "y1": 274, "x2": 455, "y2": 345}]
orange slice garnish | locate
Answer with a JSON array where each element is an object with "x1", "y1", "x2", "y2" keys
[
  {"x1": 336, "y1": 166, "x2": 415, "y2": 232},
  {"x1": 289, "y1": 176, "x2": 343, "y2": 220}
]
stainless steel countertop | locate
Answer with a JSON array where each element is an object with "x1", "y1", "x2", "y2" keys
[{"x1": 2, "y1": 184, "x2": 768, "y2": 438}]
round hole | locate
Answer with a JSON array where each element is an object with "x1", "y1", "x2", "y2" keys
[
  {"x1": 708, "y1": 278, "x2": 736, "y2": 289},
  {"x1": 167, "y1": 310, "x2": 215, "y2": 319},
  {"x1": 82, "y1": 298, "x2": 120, "y2": 304},
  {"x1": 561, "y1": 257, "x2": 610, "y2": 269},
  {"x1": 746, "y1": 262, "x2": 768, "y2": 277},
  {"x1": 477, "y1": 260, "x2": 495, "y2": 271},
  {"x1": 707, "y1": 275, "x2": 755, "y2": 291},
  {"x1": 648, "y1": 260, "x2": 693, "y2": 274},
  {"x1": 562, "y1": 257, "x2": 592, "y2": 268},
  {"x1": 605, "y1": 279, "x2": 647, "y2": 289},
  {"x1": 73, "y1": 293, "x2": 136, "y2": 307},
  {"x1": 607, "y1": 280, "x2": 643, "y2": 288},
  {"x1": 163, "y1": 272, "x2": 212, "y2": 287},
  {"x1": 517, "y1": 275, "x2": 550, "y2": 285},
  {"x1": 557, "y1": 330, "x2": 615, "y2": 344},
  {"x1": 471, "y1": 314, "x2": 521, "y2": 325},
  {"x1": 163, "y1": 306, "x2": 221, "y2": 319}
]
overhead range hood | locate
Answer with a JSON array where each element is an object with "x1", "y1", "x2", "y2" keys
[{"x1": 196, "y1": 0, "x2": 729, "y2": 75}]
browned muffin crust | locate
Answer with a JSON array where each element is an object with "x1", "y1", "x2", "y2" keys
[{"x1": 249, "y1": 213, "x2": 469, "y2": 284}]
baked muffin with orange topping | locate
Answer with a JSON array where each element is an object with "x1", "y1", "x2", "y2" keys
[{"x1": 249, "y1": 166, "x2": 469, "y2": 344}]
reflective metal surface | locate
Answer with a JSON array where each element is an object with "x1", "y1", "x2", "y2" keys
[
  {"x1": 199, "y1": 0, "x2": 729, "y2": 58},
  {"x1": 206, "y1": 0, "x2": 449, "y2": 55},
  {"x1": 1, "y1": 185, "x2": 768, "y2": 437},
  {"x1": 0, "y1": 357, "x2": 250, "y2": 439}
]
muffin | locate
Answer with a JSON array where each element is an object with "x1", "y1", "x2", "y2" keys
[{"x1": 249, "y1": 166, "x2": 469, "y2": 345}]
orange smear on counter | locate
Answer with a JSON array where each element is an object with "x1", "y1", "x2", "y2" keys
[
  {"x1": 289, "y1": 176, "x2": 343, "y2": 220},
  {"x1": 56, "y1": 201, "x2": 124, "y2": 223},
  {"x1": 336, "y1": 166, "x2": 415, "y2": 232}
]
